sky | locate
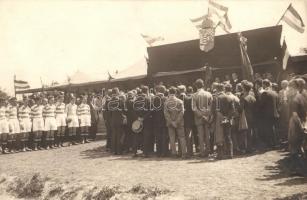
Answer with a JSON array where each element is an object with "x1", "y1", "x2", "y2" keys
[{"x1": 0, "y1": 0, "x2": 306, "y2": 95}]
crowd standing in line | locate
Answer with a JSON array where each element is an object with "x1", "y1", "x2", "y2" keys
[
  {"x1": 0, "y1": 93, "x2": 93, "y2": 153},
  {"x1": 102, "y1": 72, "x2": 307, "y2": 160},
  {"x1": 0, "y1": 72, "x2": 306, "y2": 162}
]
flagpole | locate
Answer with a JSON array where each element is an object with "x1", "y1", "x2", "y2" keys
[
  {"x1": 13, "y1": 75, "x2": 16, "y2": 98},
  {"x1": 276, "y1": 3, "x2": 291, "y2": 25}
]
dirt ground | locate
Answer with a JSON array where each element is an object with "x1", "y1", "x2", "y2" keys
[{"x1": 0, "y1": 141, "x2": 306, "y2": 200}]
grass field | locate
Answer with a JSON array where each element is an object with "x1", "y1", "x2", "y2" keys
[{"x1": 0, "y1": 141, "x2": 306, "y2": 200}]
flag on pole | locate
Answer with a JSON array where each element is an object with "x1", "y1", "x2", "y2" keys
[
  {"x1": 280, "y1": 4, "x2": 305, "y2": 33},
  {"x1": 14, "y1": 79, "x2": 30, "y2": 91},
  {"x1": 208, "y1": 0, "x2": 228, "y2": 13},
  {"x1": 199, "y1": 16, "x2": 215, "y2": 52},
  {"x1": 141, "y1": 34, "x2": 164, "y2": 46},
  {"x1": 238, "y1": 33, "x2": 253, "y2": 81},
  {"x1": 281, "y1": 39, "x2": 290, "y2": 70},
  {"x1": 208, "y1": 0, "x2": 232, "y2": 32}
]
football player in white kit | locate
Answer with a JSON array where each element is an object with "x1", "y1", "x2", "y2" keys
[
  {"x1": 18, "y1": 96, "x2": 32, "y2": 152},
  {"x1": 43, "y1": 96, "x2": 57, "y2": 149},
  {"x1": 0, "y1": 97, "x2": 9, "y2": 154},
  {"x1": 77, "y1": 95, "x2": 91, "y2": 144},
  {"x1": 31, "y1": 97, "x2": 44, "y2": 151},
  {"x1": 65, "y1": 96, "x2": 79, "y2": 146},
  {"x1": 55, "y1": 94, "x2": 66, "y2": 147},
  {"x1": 7, "y1": 97, "x2": 20, "y2": 153}
]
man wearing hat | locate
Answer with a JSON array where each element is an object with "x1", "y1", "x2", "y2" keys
[
  {"x1": 0, "y1": 97, "x2": 9, "y2": 153},
  {"x1": 31, "y1": 96, "x2": 44, "y2": 150},
  {"x1": 7, "y1": 97, "x2": 20, "y2": 153},
  {"x1": 55, "y1": 94, "x2": 66, "y2": 147},
  {"x1": 18, "y1": 96, "x2": 32, "y2": 152},
  {"x1": 77, "y1": 95, "x2": 91, "y2": 144},
  {"x1": 43, "y1": 96, "x2": 57, "y2": 149},
  {"x1": 65, "y1": 95, "x2": 79, "y2": 146}
]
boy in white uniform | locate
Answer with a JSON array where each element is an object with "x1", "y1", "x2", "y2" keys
[
  {"x1": 18, "y1": 97, "x2": 32, "y2": 152},
  {"x1": 65, "y1": 96, "x2": 79, "y2": 145},
  {"x1": 43, "y1": 96, "x2": 57, "y2": 149},
  {"x1": 0, "y1": 98, "x2": 9, "y2": 154},
  {"x1": 31, "y1": 97, "x2": 44, "y2": 150},
  {"x1": 77, "y1": 95, "x2": 91, "y2": 144},
  {"x1": 7, "y1": 97, "x2": 20, "y2": 153},
  {"x1": 55, "y1": 94, "x2": 66, "y2": 147}
]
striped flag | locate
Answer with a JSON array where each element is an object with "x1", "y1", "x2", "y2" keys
[
  {"x1": 141, "y1": 34, "x2": 164, "y2": 46},
  {"x1": 14, "y1": 79, "x2": 30, "y2": 91},
  {"x1": 238, "y1": 33, "x2": 253, "y2": 81},
  {"x1": 281, "y1": 39, "x2": 290, "y2": 70},
  {"x1": 281, "y1": 4, "x2": 305, "y2": 33},
  {"x1": 208, "y1": 0, "x2": 232, "y2": 32}
]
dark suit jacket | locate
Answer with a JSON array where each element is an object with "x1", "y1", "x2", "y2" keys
[
  {"x1": 240, "y1": 94, "x2": 256, "y2": 128},
  {"x1": 152, "y1": 93, "x2": 166, "y2": 128},
  {"x1": 109, "y1": 95, "x2": 125, "y2": 127},
  {"x1": 212, "y1": 92, "x2": 234, "y2": 119},
  {"x1": 260, "y1": 89, "x2": 279, "y2": 120},
  {"x1": 180, "y1": 94, "x2": 195, "y2": 129},
  {"x1": 134, "y1": 93, "x2": 152, "y2": 126}
]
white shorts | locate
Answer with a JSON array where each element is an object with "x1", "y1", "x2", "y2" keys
[
  {"x1": 67, "y1": 116, "x2": 79, "y2": 128},
  {"x1": 32, "y1": 118, "x2": 44, "y2": 132},
  {"x1": 44, "y1": 117, "x2": 57, "y2": 131},
  {"x1": 8, "y1": 119, "x2": 20, "y2": 134},
  {"x1": 0, "y1": 119, "x2": 9, "y2": 134},
  {"x1": 19, "y1": 118, "x2": 32, "y2": 133},
  {"x1": 79, "y1": 115, "x2": 91, "y2": 127},
  {"x1": 56, "y1": 114, "x2": 66, "y2": 127}
]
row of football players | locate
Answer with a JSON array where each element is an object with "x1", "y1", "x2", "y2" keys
[{"x1": 0, "y1": 95, "x2": 91, "y2": 154}]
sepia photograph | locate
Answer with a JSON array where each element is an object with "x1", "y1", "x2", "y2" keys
[{"x1": 0, "y1": 0, "x2": 307, "y2": 199}]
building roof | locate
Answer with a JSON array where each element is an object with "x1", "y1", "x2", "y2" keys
[{"x1": 147, "y1": 25, "x2": 282, "y2": 75}]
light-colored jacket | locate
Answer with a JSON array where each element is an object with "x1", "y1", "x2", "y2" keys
[
  {"x1": 164, "y1": 95, "x2": 184, "y2": 128},
  {"x1": 192, "y1": 88, "x2": 213, "y2": 125}
]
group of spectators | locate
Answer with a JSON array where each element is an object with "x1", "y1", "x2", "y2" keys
[
  {"x1": 1, "y1": 72, "x2": 306, "y2": 161},
  {"x1": 102, "y1": 72, "x2": 307, "y2": 160}
]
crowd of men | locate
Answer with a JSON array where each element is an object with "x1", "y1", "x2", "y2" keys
[
  {"x1": 0, "y1": 93, "x2": 93, "y2": 154},
  {"x1": 103, "y1": 73, "x2": 307, "y2": 160},
  {"x1": 1, "y1": 72, "x2": 306, "y2": 160}
]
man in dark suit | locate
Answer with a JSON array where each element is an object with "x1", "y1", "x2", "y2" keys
[
  {"x1": 109, "y1": 87, "x2": 125, "y2": 155},
  {"x1": 240, "y1": 80, "x2": 256, "y2": 153},
  {"x1": 260, "y1": 79, "x2": 279, "y2": 148},
  {"x1": 152, "y1": 85, "x2": 169, "y2": 157},
  {"x1": 134, "y1": 86, "x2": 152, "y2": 157},
  {"x1": 102, "y1": 89, "x2": 112, "y2": 151},
  {"x1": 178, "y1": 85, "x2": 194, "y2": 157}
]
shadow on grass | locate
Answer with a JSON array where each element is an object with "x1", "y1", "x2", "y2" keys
[
  {"x1": 80, "y1": 145, "x2": 112, "y2": 159},
  {"x1": 273, "y1": 192, "x2": 307, "y2": 200},
  {"x1": 256, "y1": 151, "x2": 307, "y2": 186}
]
